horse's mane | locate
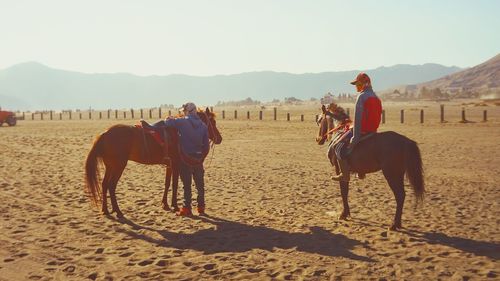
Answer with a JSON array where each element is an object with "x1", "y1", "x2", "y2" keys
[
  {"x1": 174, "y1": 109, "x2": 217, "y2": 119},
  {"x1": 327, "y1": 103, "x2": 351, "y2": 123}
]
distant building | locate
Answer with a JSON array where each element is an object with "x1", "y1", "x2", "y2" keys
[{"x1": 320, "y1": 92, "x2": 335, "y2": 104}]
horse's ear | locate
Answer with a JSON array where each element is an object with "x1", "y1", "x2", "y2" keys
[
  {"x1": 321, "y1": 104, "x2": 326, "y2": 114},
  {"x1": 205, "y1": 107, "x2": 210, "y2": 114}
]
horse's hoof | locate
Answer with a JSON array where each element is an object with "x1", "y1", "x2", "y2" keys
[
  {"x1": 162, "y1": 204, "x2": 171, "y2": 211},
  {"x1": 172, "y1": 206, "x2": 180, "y2": 212},
  {"x1": 116, "y1": 212, "x2": 124, "y2": 219},
  {"x1": 389, "y1": 224, "x2": 402, "y2": 231},
  {"x1": 338, "y1": 213, "x2": 351, "y2": 221}
]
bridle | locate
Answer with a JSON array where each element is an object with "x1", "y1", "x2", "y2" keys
[
  {"x1": 319, "y1": 112, "x2": 351, "y2": 140},
  {"x1": 199, "y1": 111, "x2": 218, "y2": 169}
]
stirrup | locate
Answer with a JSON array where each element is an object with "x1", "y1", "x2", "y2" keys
[{"x1": 331, "y1": 173, "x2": 349, "y2": 182}]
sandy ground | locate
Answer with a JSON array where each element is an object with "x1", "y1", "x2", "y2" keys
[{"x1": 0, "y1": 102, "x2": 499, "y2": 280}]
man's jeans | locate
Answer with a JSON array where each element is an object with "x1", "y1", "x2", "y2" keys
[{"x1": 179, "y1": 154, "x2": 205, "y2": 209}]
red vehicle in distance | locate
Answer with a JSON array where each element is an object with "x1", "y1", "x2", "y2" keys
[{"x1": 0, "y1": 110, "x2": 17, "y2": 126}]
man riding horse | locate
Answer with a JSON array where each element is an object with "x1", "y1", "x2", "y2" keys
[{"x1": 331, "y1": 72, "x2": 382, "y2": 182}]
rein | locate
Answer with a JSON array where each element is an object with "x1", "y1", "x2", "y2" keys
[
  {"x1": 201, "y1": 111, "x2": 217, "y2": 170},
  {"x1": 205, "y1": 141, "x2": 216, "y2": 169},
  {"x1": 319, "y1": 113, "x2": 351, "y2": 140},
  {"x1": 324, "y1": 123, "x2": 350, "y2": 137}
]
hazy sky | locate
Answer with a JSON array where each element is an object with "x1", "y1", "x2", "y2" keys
[{"x1": 0, "y1": 0, "x2": 499, "y2": 76}]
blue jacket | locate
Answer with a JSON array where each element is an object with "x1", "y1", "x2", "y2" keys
[{"x1": 164, "y1": 114, "x2": 209, "y2": 155}]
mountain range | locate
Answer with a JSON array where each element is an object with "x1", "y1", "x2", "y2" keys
[
  {"x1": 0, "y1": 62, "x2": 462, "y2": 110},
  {"x1": 417, "y1": 53, "x2": 500, "y2": 91}
]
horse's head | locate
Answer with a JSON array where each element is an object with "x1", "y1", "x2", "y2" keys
[
  {"x1": 316, "y1": 105, "x2": 334, "y2": 145},
  {"x1": 198, "y1": 107, "x2": 222, "y2": 145}
]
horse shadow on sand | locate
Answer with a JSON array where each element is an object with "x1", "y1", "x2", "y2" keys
[
  {"x1": 402, "y1": 229, "x2": 499, "y2": 260},
  {"x1": 350, "y1": 218, "x2": 499, "y2": 260},
  {"x1": 113, "y1": 215, "x2": 375, "y2": 262}
]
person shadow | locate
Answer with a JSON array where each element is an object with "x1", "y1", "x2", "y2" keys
[{"x1": 114, "y1": 215, "x2": 375, "y2": 262}]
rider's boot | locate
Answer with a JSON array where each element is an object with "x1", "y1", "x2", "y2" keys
[{"x1": 332, "y1": 158, "x2": 350, "y2": 182}]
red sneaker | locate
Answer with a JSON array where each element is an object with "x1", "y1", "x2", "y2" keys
[
  {"x1": 176, "y1": 207, "x2": 192, "y2": 217},
  {"x1": 197, "y1": 206, "x2": 205, "y2": 215}
]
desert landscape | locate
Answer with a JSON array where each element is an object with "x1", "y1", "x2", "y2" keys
[{"x1": 0, "y1": 101, "x2": 499, "y2": 280}]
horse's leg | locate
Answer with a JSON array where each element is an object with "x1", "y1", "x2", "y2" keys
[
  {"x1": 338, "y1": 181, "x2": 351, "y2": 220},
  {"x1": 162, "y1": 166, "x2": 172, "y2": 211},
  {"x1": 101, "y1": 169, "x2": 111, "y2": 216},
  {"x1": 109, "y1": 163, "x2": 127, "y2": 218},
  {"x1": 171, "y1": 165, "x2": 180, "y2": 212},
  {"x1": 383, "y1": 171, "x2": 405, "y2": 230}
]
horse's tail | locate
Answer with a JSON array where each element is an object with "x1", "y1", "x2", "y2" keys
[
  {"x1": 405, "y1": 140, "x2": 425, "y2": 203},
  {"x1": 85, "y1": 133, "x2": 104, "y2": 207}
]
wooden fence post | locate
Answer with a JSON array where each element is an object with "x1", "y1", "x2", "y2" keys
[
  {"x1": 222, "y1": 110, "x2": 225, "y2": 119},
  {"x1": 99, "y1": 112, "x2": 102, "y2": 119},
  {"x1": 41, "y1": 112, "x2": 44, "y2": 120},
  {"x1": 59, "y1": 112, "x2": 62, "y2": 120},
  {"x1": 273, "y1": 107, "x2": 277, "y2": 120},
  {"x1": 420, "y1": 109, "x2": 424, "y2": 123},
  {"x1": 210, "y1": 106, "x2": 214, "y2": 112},
  {"x1": 89, "y1": 111, "x2": 92, "y2": 120},
  {"x1": 287, "y1": 113, "x2": 290, "y2": 121},
  {"x1": 69, "y1": 111, "x2": 72, "y2": 120},
  {"x1": 461, "y1": 108, "x2": 466, "y2": 122},
  {"x1": 301, "y1": 114, "x2": 304, "y2": 122},
  {"x1": 115, "y1": 110, "x2": 118, "y2": 119},
  {"x1": 168, "y1": 110, "x2": 172, "y2": 117},
  {"x1": 107, "y1": 110, "x2": 110, "y2": 119},
  {"x1": 22, "y1": 112, "x2": 25, "y2": 120},
  {"x1": 400, "y1": 109, "x2": 404, "y2": 123},
  {"x1": 247, "y1": 111, "x2": 250, "y2": 119},
  {"x1": 131, "y1": 109, "x2": 134, "y2": 119},
  {"x1": 79, "y1": 112, "x2": 82, "y2": 120},
  {"x1": 140, "y1": 109, "x2": 143, "y2": 119},
  {"x1": 259, "y1": 111, "x2": 263, "y2": 120},
  {"x1": 234, "y1": 110, "x2": 237, "y2": 119},
  {"x1": 382, "y1": 110, "x2": 385, "y2": 124},
  {"x1": 483, "y1": 110, "x2": 487, "y2": 122},
  {"x1": 32, "y1": 113, "x2": 35, "y2": 120},
  {"x1": 159, "y1": 107, "x2": 162, "y2": 118},
  {"x1": 50, "y1": 111, "x2": 53, "y2": 120},
  {"x1": 123, "y1": 111, "x2": 126, "y2": 119},
  {"x1": 440, "y1": 104, "x2": 445, "y2": 123}
]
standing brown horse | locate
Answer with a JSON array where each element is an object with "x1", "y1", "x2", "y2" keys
[
  {"x1": 316, "y1": 105, "x2": 424, "y2": 230},
  {"x1": 85, "y1": 108, "x2": 222, "y2": 218}
]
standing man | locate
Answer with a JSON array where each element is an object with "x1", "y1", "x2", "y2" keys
[
  {"x1": 332, "y1": 72, "x2": 382, "y2": 182},
  {"x1": 164, "y1": 102, "x2": 209, "y2": 216}
]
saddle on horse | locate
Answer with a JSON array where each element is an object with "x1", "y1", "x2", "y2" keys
[
  {"x1": 329, "y1": 131, "x2": 376, "y2": 181},
  {"x1": 137, "y1": 120, "x2": 171, "y2": 162}
]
